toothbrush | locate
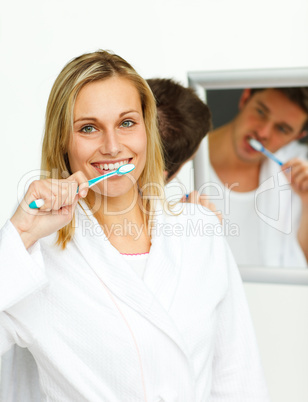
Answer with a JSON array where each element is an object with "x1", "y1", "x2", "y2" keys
[
  {"x1": 248, "y1": 139, "x2": 283, "y2": 166},
  {"x1": 29, "y1": 163, "x2": 135, "y2": 209}
]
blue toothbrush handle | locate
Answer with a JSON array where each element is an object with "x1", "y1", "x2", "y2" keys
[
  {"x1": 88, "y1": 170, "x2": 117, "y2": 186},
  {"x1": 262, "y1": 148, "x2": 284, "y2": 166}
]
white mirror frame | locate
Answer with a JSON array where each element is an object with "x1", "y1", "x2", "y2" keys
[{"x1": 188, "y1": 67, "x2": 308, "y2": 285}]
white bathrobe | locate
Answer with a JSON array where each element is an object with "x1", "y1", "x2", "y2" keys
[{"x1": 0, "y1": 203, "x2": 269, "y2": 401}]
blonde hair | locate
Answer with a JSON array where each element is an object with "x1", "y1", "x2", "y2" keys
[{"x1": 41, "y1": 50, "x2": 165, "y2": 248}]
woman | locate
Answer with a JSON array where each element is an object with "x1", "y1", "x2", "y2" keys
[{"x1": 0, "y1": 50, "x2": 269, "y2": 401}]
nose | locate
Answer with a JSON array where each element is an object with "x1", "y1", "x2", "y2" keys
[
  {"x1": 100, "y1": 130, "x2": 121, "y2": 157},
  {"x1": 256, "y1": 122, "x2": 272, "y2": 141}
]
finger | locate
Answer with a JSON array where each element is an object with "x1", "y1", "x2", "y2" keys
[
  {"x1": 300, "y1": 178, "x2": 308, "y2": 191},
  {"x1": 181, "y1": 194, "x2": 189, "y2": 203},
  {"x1": 25, "y1": 180, "x2": 57, "y2": 212},
  {"x1": 200, "y1": 199, "x2": 219, "y2": 214},
  {"x1": 283, "y1": 158, "x2": 303, "y2": 169},
  {"x1": 78, "y1": 182, "x2": 89, "y2": 198},
  {"x1": 216, "y1": 212, "x2": 223, "y2": 223},
  {"x1": 292, "y1": 168, "x2": 308, "y2": 184},
  {"x1": 67, "y1": 171, "x2": 89, "y2": 198},
  {"x1": 282, "y1": 163, "x2": 304, "y2": 183},
  {"x1": 289, "y1": 167, "x2": 308, "y2": 188},
  {"x1": 187, "y1": 190, "x2": 200, "y2": 204},
  {"x1": 199, "y1": 195, "x2": 211, "y2": 208},
  {"x1": 45, "y1": 180, "x2": 77, "y2": 211},
  {"x1": 52, "y1": 193, "x2": 79, "y2": 218},
  {"x1": 283, "y1": 159, "x2": 308, "y2": 173},
  {"x1": 50, "y1": 172, "x2": 89, "y2": 209},
  {"x1": 293, "y1": 173, "x2": 308, "y2": 191},
  {"x1": 207, "y1": 202, "x2": 217, "y2": 211}
]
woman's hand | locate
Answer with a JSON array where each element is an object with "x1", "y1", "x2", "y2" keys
[
  {"x1": 10, "y1": 171, "x2": 89, "y2": 249},
  {"x1": 181, "y1": 190, "x2": 223, "y2": 222}
]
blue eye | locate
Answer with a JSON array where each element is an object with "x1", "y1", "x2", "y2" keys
[
  {"x1": 121, "y1": 120, "x2": 134, "y2": 128},
  {"x1": 81, "y1": 125, "x2": 96, "y2": 134}
]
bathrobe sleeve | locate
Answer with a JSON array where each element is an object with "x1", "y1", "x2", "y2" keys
[
  {"x1": 0, "y1": 220, "x2": 48, "y2": 354},
  {"x1": 210, "y1": 239, "x2": 270, "y2": 402}
]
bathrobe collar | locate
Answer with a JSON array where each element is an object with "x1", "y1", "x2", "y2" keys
[{"x1": 73, "y1": 201, "x2": 190, "y2": 360}]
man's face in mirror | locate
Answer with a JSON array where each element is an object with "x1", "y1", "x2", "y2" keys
[{"x1": 231, "y1": 88, "x2": 308, "y2": 163}]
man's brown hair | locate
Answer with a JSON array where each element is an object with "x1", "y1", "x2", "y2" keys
[{"x1": 147, "y1": 78, "x2": 211, "y2": 180}]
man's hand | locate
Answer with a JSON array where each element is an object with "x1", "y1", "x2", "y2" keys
[{"x1": 283, "y1": 158, "x2": 308, "y2": 205}]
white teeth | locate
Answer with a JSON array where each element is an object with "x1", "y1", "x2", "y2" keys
[{"x1": 96, "y1": 159, "x2": 129, "y2": 171}]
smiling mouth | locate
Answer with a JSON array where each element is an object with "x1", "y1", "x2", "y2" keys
[{"x1": 92, "y1": 159, "x2": 131, "y2": 172}]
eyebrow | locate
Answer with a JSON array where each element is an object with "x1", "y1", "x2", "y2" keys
[
  {"x1": 73, "y1": 110, "x2": 140, "y2": 124},
  {"x1": 256, "y1": 101, "x2": 270, "y2": 113},
  {"x1": 256, "y1": 101, "x2": 294, "y2": 132}
]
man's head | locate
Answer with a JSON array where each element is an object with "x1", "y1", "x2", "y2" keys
[
  {"x1": 231, "y1": 87, "x2": 308, "y2": 163},
  {"x1": 250, "y1": 87, "x2": 308, "y2": 131},
  {"x1": 147, "y1": 78, "x2": 211, "y2": 181}
]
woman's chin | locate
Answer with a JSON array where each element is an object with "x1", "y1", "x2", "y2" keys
[{"x1": 89, "y1": 183, "x2": 139, "y2": 199}]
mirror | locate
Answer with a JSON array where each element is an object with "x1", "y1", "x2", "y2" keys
[{"x1": 188, "y1": 67, "x2": 308, "y2": 285}]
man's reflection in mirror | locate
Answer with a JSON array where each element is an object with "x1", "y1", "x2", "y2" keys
[{"x1": 207, "y1": 87, "x2": 308, "y2": 267}]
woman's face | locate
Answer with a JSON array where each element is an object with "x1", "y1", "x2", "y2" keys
[{"x1": 68, "y1": 77, "x2": 147, "y2": 198}]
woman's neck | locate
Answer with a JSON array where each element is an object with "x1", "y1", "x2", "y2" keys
[{"x1": 86, "y1": 187, "x2": 151, "y2": 254}]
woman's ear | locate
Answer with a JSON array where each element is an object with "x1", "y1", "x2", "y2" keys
[{"x1": 238, "y1": 88, "x2": 252, "y2": 110}]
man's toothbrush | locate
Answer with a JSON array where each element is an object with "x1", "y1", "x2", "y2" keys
[
  {"x1": 248, "y1": 139, "x2": 284, "y2": 166},
  {"x1": 29, "y1": 163, "x2": 135, "y2": 209}
]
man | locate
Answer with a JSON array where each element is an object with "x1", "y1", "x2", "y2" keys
[{"x1": 207, "y1": 87, "x2": 308, "y2": 266}]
